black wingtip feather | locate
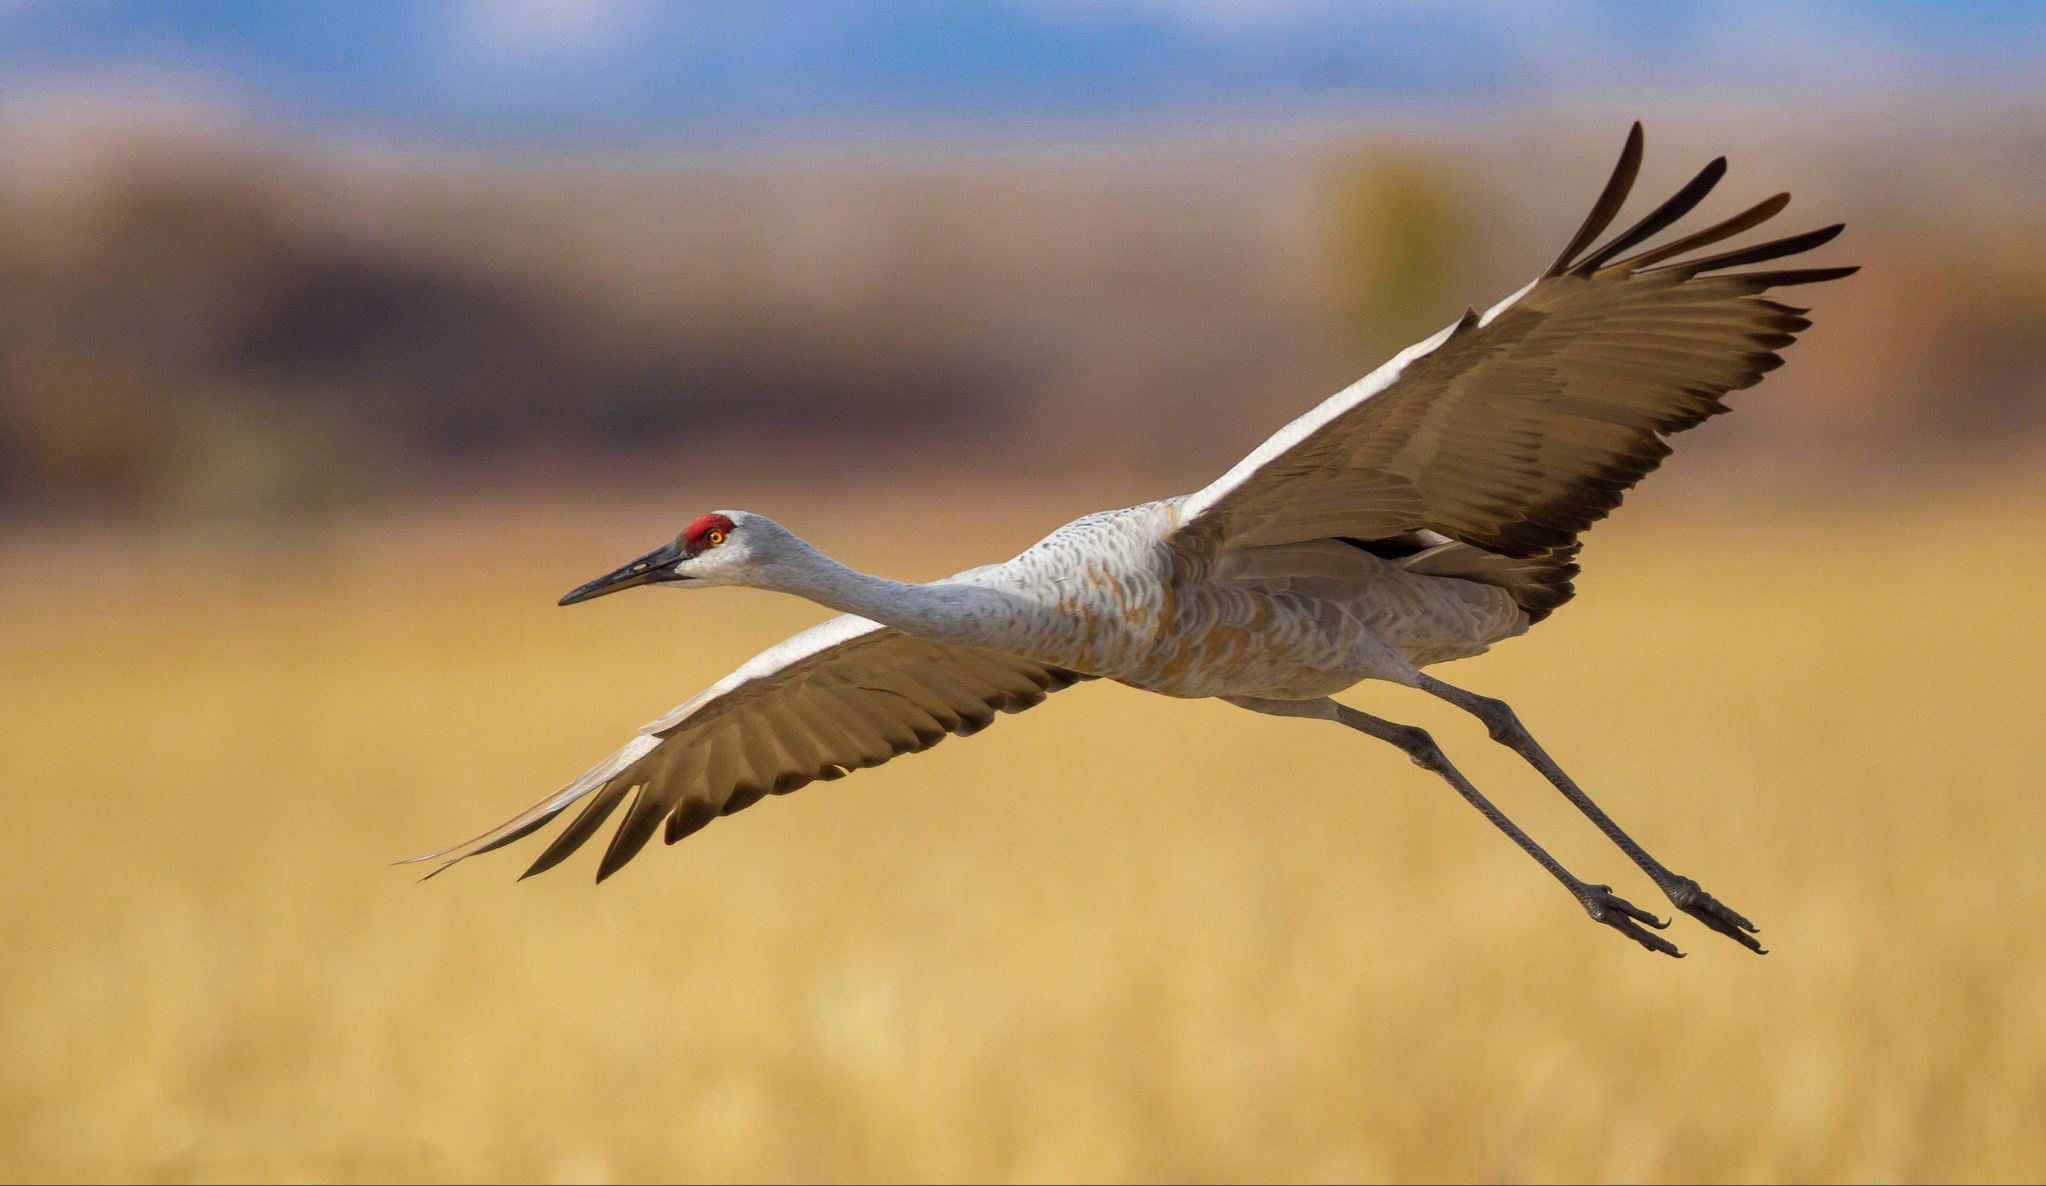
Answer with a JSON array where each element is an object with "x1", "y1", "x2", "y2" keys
[
  {"x1": 1547, "y1": 121, "x2": 1644, "y2": 277},
  {"x1": 461, "y1": 808, "x2": 570, "y2": 860},
  {"x1": 1619, "y1": 191, "x2": 1791, "y2": 270},
  {"x1": 595, "y1": 782, "x2": 672, "y2": 882},
  {"x1": 1662, "y1": 223, "x2": 1845, "y2": 275},
  {"x1": 520, "y1": 777, "x2": 631, "y2": 880},
  {"x1": 1574, "y1": 155, "x2": 1727, "y2": 276},
  {"x1": 1738, "y1": 265, "x2": 1859, "y2": 287}
]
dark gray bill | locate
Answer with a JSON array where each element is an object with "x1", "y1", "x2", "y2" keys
[{"x1": 558, "y1": 539, "x2": 688, "y2": 606}]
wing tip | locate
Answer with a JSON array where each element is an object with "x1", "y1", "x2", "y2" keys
[
  {"x1": 1546, "y1": 120, "x2": 1647, "y2": 277},
  {"x1": 1737, "y1": 263, "x2": 1860, "y2": 287},
  {"x1": 1571, "y1": 154, "x2": 1730, "y2": 277}
]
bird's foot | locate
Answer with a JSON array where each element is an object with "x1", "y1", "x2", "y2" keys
[
  {"x1": 1660, "y1": 874, "x2": 1765, "y2": 953},
  {"x1": 1576, "y1": 883, "x2": 1683, "y2": 957}
]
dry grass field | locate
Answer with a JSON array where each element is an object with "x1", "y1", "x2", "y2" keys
[{"x1": 3, "y1": 476, "x2": 2043, "y2": 1182}]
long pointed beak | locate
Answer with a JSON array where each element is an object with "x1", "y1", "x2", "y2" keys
[{"x1": 559, "y1": 539, "x2": 688, "y2": 606}]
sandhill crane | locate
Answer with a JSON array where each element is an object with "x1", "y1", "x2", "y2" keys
[{"x1": 411, "y1": 124, "x2": 1853, "y2": 957}]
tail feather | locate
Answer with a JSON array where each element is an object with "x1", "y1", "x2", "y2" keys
[{"x1": 1400, "y1": 540, "x2": 1581, "y2": 624}]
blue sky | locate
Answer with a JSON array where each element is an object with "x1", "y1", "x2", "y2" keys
[{"x1": 0, "y1": 1, "x2": 2037, "y2": 144}]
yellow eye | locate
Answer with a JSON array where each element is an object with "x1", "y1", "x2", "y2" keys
[{"x1": 706, "y1": 530, "x2": 725, "y2": 546}]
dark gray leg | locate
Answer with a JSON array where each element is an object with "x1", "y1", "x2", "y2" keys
[
  {"x1": 1227, "y1": 696, "x2": 1681, "y2": 957},
  {"x1": 1412, "y1": 673, "x2": 1763, "y2": 953}
]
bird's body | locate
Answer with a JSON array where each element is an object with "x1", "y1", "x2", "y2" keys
[
  {"x1": 892, "y1": 498, "x2": 1525, "y2": 701},
  {"x1": 412, "y1": 124, "x2": 1854, "y2": 957}
]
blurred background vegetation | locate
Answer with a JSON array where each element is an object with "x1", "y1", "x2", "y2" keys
[{"x1": 2, "y1": 2, "x2": 2043, "y2": 1182}]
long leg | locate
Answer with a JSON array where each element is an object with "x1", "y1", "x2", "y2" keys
[
  {"x1": 1410, "y1": 672, "x2": 1763, "y2": 953},
  {"x1": 1227, "y1": 695, "x2": 1681, "y2": 957}
]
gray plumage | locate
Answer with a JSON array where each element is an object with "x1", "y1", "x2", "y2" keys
[{"x1": 409, "y1": 124, "x2": 1853, "y2": 957}]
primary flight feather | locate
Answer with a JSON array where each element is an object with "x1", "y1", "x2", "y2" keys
[{"x1": 410, "y1": 123, "x2": 1854, "y2": 957}]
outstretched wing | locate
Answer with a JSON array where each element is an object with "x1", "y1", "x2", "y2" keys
[
  {"x1": 406, "y1": 617, "x2": 1089, "y2": 882},
  {"x1": 1176, "y1": 122, "x2": 1855, "y2": 558}
]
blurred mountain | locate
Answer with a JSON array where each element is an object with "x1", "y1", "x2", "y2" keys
[{"x1": 0, "y1": 103, "x2": 2039, "y2": 518}]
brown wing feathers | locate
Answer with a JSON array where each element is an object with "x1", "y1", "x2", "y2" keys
[
  {"x1": 1460, "y1": 123, "x2": 1856, "y2": 560},
  {"x1": 406, "y1": 625, "x2": 1092, "y2": 883}
]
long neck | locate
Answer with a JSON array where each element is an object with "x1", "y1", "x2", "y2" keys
[{"x1": 759, "y1": 541, "x2": 1037, "y2": 649}]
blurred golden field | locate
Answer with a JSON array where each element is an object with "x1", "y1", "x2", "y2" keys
[{"x1": 4, "y1": 473, "x2": 2043, "y2": 1183}]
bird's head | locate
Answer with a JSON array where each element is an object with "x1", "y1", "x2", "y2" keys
[{"x1": 557, "y1": 511, "x2": 800, "y2": 604}]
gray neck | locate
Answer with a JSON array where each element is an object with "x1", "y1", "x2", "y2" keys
[{"x1": 758, "y1": 541, "x2": 1034, "y2": 649}]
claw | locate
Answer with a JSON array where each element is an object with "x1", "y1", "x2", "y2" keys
[
  {"x1": 1615, "y1": 896, "x2": 1673, "y2": 929},
  {"x1": 1663, "y1": 875, "x2": 1767, "y2": 954}
]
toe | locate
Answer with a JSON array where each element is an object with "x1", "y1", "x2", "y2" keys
[
  {"x1": 1664, "y1": 876, "x2": 1766, "y2": 953},
  {"x1": 1608, "y1": 892, "x2": 1672, "y2": 930},
  {"x1": 1610, "y1": 913, "x2": 1686, "y2": 957},
  {"x1": 1695, "y1": 902, "x2": 1767, "y2": 954},
  {"x1": 1580, "y1": 886, "x2": 1686, "y2": 957}
]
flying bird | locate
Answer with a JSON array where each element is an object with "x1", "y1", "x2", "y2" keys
[{"x1": 410, "y1": 124, "x2": 1853, "y2": 957}]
